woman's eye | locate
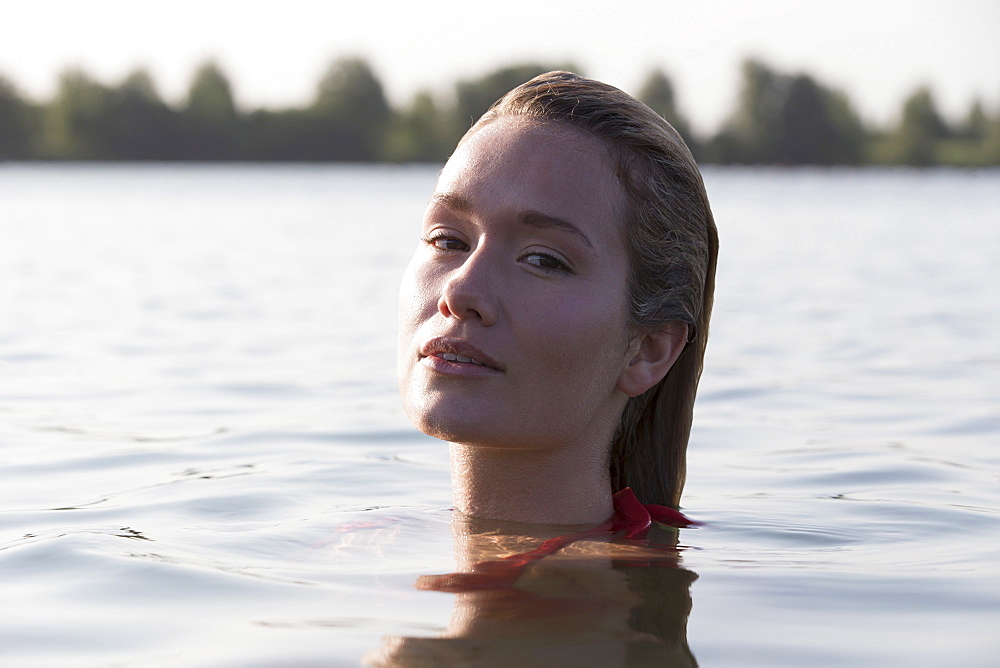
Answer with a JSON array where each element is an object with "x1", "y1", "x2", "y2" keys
[
  {"x1": 423, "y1": 234, "x2": 469, "y2": 252},
  {"x1": 522, "y1": 252, "x2": 571, "y2": 273}
]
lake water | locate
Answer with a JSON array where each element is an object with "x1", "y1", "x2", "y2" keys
[{"x1": 1, "y1": 164, "x2": 998, "y2": 666}]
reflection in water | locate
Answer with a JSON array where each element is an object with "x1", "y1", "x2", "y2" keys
[{"x1": 367, "y1": 513, "x2": 697, "y2": 666}]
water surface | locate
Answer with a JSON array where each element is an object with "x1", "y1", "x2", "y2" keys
[{"x1": 1, "y1": 164, "x2": 998, "y2": 665}]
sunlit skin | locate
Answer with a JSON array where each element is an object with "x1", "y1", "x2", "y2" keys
[{"x1": 398, "y1": 116, "x2": 687, "y2": 525}]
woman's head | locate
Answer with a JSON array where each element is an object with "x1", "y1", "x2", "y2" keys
[{"x1": 399, "y1": 71, "x2": 717, "y2": 509}]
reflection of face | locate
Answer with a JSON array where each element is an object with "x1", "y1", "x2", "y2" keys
[{"x1": 398, "y1": 116, "x2": 635, "y2": 454}]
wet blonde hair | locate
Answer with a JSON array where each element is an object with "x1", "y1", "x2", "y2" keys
[{"x1": 474, "y1": 71, "x2": 718, "y2": 507}]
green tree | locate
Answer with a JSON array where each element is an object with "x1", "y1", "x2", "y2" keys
[
  {"x1": 244, "y1": 107, "x2": 318, "y2": 160},
  {"x1": 711, "y1": 59, "x2": 786, "y2": 163},
  {"x1": 984, "y1": 106, "x2": 1000, "y2": 165},
  {"x1": 637, "y1": 68, "x2": 697, "y2": 153},
  {"x1": 710, "y1": 59, "x2": 865, "y2": 164},
  {"x1": 180, "y1": 61, "x2": 243, "y2": 159},
  {"x1": 879, "y1": 87, "x2": 950, "y2": 165},
  {"x1": 935, "y1": 96, "x2": 1000, "y2": 166},
  {"x1": 186, "y1": 61, "x2": 238, "y2": 121},
  {"x1": 0, "y1": 74, "x2": 36, "y2": 159},
  {"x1": 779, "y1": 74, "x2": 863, "y2": 164},
  {"x1": 309, "y1": 56, "x2": 391, "y2": 161},
  {"x1": 384, "y1": 90, "x2": 451, "y2": 162},
  {"x1": 44, "y1": 68, "x2": 117, "y2": 158},
  {"x1": 103, "y1": 69, "x2": 182, "y2": 159},
  {"x1": 959, "y1": 99, "x2": 989, "y2": 140}
]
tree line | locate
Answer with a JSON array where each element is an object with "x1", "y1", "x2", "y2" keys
[{"x1": 1, "y1": 57, "x2": 997, "y2": 166}]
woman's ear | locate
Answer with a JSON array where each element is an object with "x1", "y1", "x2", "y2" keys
[{"x1": 616, "y1": 322, "x2": 690, "y2": 398}]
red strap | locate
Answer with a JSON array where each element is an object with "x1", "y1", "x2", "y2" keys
[
  {"x1": 645, "y1": 502, "x2": 697, "y2": 528},
  {"x1": 610, "y1": 488, "x2": 697, "y2": 537}
]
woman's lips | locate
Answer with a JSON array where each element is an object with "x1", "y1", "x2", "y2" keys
[{"x1": 419, "y1": 337, "x2": 504, "y2": 374}]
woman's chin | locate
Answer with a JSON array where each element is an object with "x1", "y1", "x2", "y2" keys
[
  {"x1": 406, "y1": 408, "x2": 526, "y2": 449},
  {"x1": 409, "y1": 411, "x2": 497, "y2": 445},
  {"x1": 404, "y1": 387, "x2": 506, "y2": 441}
]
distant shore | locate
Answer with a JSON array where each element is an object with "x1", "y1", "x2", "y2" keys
[{"x1": 2, "y1": 58, "x2": 997, "y2": 167}]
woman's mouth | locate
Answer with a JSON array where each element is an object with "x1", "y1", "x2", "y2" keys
[{"x1": 419, "y1": 337, "x2": 504, "y2": 373}]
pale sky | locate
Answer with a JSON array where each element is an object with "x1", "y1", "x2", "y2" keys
[{"x1": 1, "y1": 0, "x2": 997, "y2": 134}]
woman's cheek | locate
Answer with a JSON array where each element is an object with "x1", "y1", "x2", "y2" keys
[{"x1": 400, "y1": 258, "x2": 437, "y2": 320}]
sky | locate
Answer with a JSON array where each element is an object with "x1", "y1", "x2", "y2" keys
[{"x1": 1, "y1": 0, "x2": 997, "y2": 135}]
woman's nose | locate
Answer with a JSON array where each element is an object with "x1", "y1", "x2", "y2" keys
[{"x1": 437, "y1": 251, "x2": 498, "y2": 326}]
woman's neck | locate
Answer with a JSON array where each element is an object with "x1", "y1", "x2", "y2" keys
[{"x1": 449, "y1": 441, "x2": 614, "y2": 525}]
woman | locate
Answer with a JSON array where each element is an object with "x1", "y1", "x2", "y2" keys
[{"x1": 398, "y1": 71, "x2": 717, "y2": 527}]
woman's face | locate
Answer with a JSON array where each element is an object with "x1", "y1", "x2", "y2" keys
[{"x1": 398, "y1": 116, "x2": 637, "y2": 454}]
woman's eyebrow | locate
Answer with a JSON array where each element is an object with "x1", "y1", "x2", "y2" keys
[
  {"x1": 430, "y1": 192, "x2": 472, "y2": 213},
  {"x1": 429, "y1": 192, "x2": 593, "y2": 249},
  {"x1": 520, "y1": 211, "x2": 594, "y2": 249}
]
